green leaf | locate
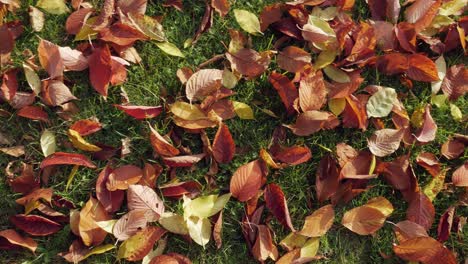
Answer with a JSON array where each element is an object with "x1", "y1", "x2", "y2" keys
[
  {"x1": 128, "y1": 14, "x2": 166, "y2": 42},
  {"x1": 234, "y1": 9, "x2": 262, "y2": 36},
  {"x1": 36, "y1": 0, "x2": 70, "y2": 15},
  {"x1": 300, "y1": 237, "x2": 320, "y2": 259},
  {"x1": 158, "y1": 212, "x2": 188, "y2": 235},
  {"x1": 233, "y1": 101, "x2": 254, "y2": 119},
  {"x1": 366, "y1": 87, "x2": 398, "y2": 118},
  {"x1": 23, "y1": 63, "x2": 41, "y2": 94},
  {"x1": 431, "y1": 94, "x2": 447, "y2": 108},
  {"x1": 439, "y1": 0, "x2": 467, "y2": 16},
  {"x1": 314, "y1": 50, "x2": 337, "y2": 69},
  {"x1": 450, "y1": 103, "x2": 462, "y2": 121},
  {"x1": 222, "y1": 69, "x2": 238, "y2": 89},
  {"x1": 183, "y1": 194, "x2": 230, "y2": 219},
  {"x1": 431, "y1": 56, "x2": 446, "y2": 94},
  {"x1": 155, "y1": 42, "x2": 185, "y2": 57},
  {"x1": 40, "y1": 129, "x2": 56, "y2": 157}
]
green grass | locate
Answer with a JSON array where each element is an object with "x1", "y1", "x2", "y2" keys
[{"x1": 1, "y1": 0, "x2": 467, "y2": 263}]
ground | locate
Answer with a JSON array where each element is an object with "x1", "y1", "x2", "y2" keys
[{"x1": 0, "y1": 0, "x2": 467, "y2": 263}]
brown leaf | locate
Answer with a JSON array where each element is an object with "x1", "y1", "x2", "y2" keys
[
  {"x1": 96, "y1": 165, "x2": 124, "y2": 213},
  {"x1": 336, "y1": 142, "x2": 358, "y2": 167},
  {"x1": 192, "y1": 2, "x2": 213, "y2": 44},
  {"x1": 70, "y1": 119, "x2": 102, "y2": 136},
  {"x1": 277, "y1": 46, "x2": 311, "y2": 73},
  {"x1": 406, "y1": 54, "x2": 439, "y2": 82},
  {"x1": 99, "y1": 23, "x2": 147, "y2": 46},
  {"x1": 393, "y1": 220, "x2": 428, "y2": 243},
  {"x1": 441, "y1": 64, "x2": 468, "y2": 101},
  {"x1": 138, "y1": 163, "x2": 162, "y2": 188},
  {"x1": 185, "y1": 69, "x2": 223, "y2": 102},
  {"x1": 342, "y1": 95, "x2": 368, "y2": 131},
  {"x1": 0, "y1": 24, "x2": 14, "y2": 55},
  {"x1": 376, "y1": 53, "x2": 409, "y2": 75},
  {"x1": 127, "y1": 184, "x2": 164, "y2": 221},
  {"x1": 88, "y1": 45, "x2": 112, "y2": 97},
  {"x1": 212, "y1": 123, "x2": 235, "y2": 164},
  {"x1": 113, "y1": 209, "x2": 148, "y2": 241},
  {"x1": 0, "y1": 229, "x2": 37, "y2": 253},
  {"x1": 341, "y1": 206, "x2": 386, "y2": 235},
  {"x1": 273, "y1": 145, "x2": 311, "y2": 165},
  {"x1": 269, "y1": 71, "x2": 298, "y2": 115},
  {"x1": 298, "y1": 204, "x2": 334, "y2": 237},
  {"x1": 286, "y1": 110, "x2": 339, "y2": 136},
  {"x1": 406, "y1": 192, "x2": 435, "y2": 230},
  {"x1": 211, "y1": 0, "x2": 229, "y2": 17},
  {"x1": 368, "y1": 0, "x2": 400, "y2": 23},
  {"x1": 79, "y1": 197, "x2": 110, "y2": 246},
  {"x1": 393, "y1": 236, "x2": 457, "y2": 264},
  {"x1": 340, "y1": 151, "x2": 374, "y2": 179},
  {"x1": 414, "y1": 105, "x2": 437, "y2": 143},
  {"x1": 106, "y1": 165, "x2": 143, "y2": 191},
  {"x1": 40, "y1": 152, "x2": 96, "y2": 169},
  {"x1": 416, "y1": 152, "x2": 441, "y2": 177},
  {"x1": 117, "y1": 0, "x2": 147, "y2": 15},
  {"x1": 437, "y1": 206, "x2": 455, "y2": 242},
  {"x1": 149, "y1": 255, "x2": 179, "y2": 264},
  {"x1": 149, "y1": 125, "x2": 179, "y2": 157},
  {"x1": 316, "y1": 155, "x2": 340, "y2": 203},
  {"x1": 162, "y1": 153, "x2": 206, "y2": 167},
  {"x1": 452, "y1": 161, "x2": 467, "y2": 187},
  {"x1": 15, "y1": 188, "x2": 52, "y2": 206},
  {"x1": 10, "y1": 214, "x2": 61, "y2": 236},
  {"x1": 38, "y1": 39, "x2": 63, "y2": 79},
  {"x1": 299, "y1": 70, "x2": 327, "y2": 112},
  {"x1": 226, "y1": 48, "x2": 271, "y2": 78},
  {"x1": 441, "y1": 138, "x2": 465, "y2": 160},
  {"x1": 264, "y1": 183, "x2": 295, "y2": 231},
  {"x1": 213, "y1": 211, "x2": 223, "y2": 249},
  {"x1": 230, "y1": 159, "x2": 265, "y2": 202},
  {"x1": 395, "y1": 22, "x2": 416, "y2": 53},
  {"x1": 252, "y1": 225, "x2": 278, "y2": 262},
  {"x1": 0, "y1": 145, "x2": 24, "y2": 157},
  {"x1": 42, "y1": 80, "x2": 77, "y2": 106},
  {"x1": 259, "y1": 4, "x2": 282, "y2": 32},
  {"x1": 368, "y1": 128, "x2": 404, "y2": 157}
]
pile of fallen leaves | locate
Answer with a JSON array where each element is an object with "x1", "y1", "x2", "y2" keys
[{"x1": 0, "y1": 0, "x2": 467, "y2": 263}]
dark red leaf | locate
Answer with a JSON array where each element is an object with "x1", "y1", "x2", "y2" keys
[
  {"x1": 10, "y1": 214, "x2": 61, "y2": 236},
  {"x1": 40, "y1": 152, "x2": 96, "y2": 169},
  {"x1": 269, "y1": 72, "x2": 298, "y2": 115},
  {"x1": 264, "y1": 183, "x2": 295, "y2": 231},
  {"x1": 406, "y1": 192, "x2": 435, "y2": 230},
  {"x1": 88, "y1": 45, "x2": 112, "y2": 97},
  {"x1": 437, "y1": 206, "x2": 455, "y2": 242},
  {"x1": 160, "y1": 180, "x2": 202, "y2": 199},
  {"x1": 212, "y1": 123, "x2": 235, "y2": 164},
  {"x1": 114, "y1": 105, "x2": 163, "y2": 120},
  {"x1": 273, "y1": 145, "x2": 311, "y2": 165},
  {"x1": 17, "y1": 106, "x2": 49, "y2": 122},
  {"x1": 96, "y1": 165, "x2": 124, "y2": 213}
]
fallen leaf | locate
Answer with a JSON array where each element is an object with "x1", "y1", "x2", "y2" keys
[
  {"x1": 368, "y1": 128, "x2": 404, "y2": 157},
  {"x1": 114, "y1": 105, "x2": 163, "y2": 119},
  {"x1": 186, "y1": 69, "x2": 223, "y2": 102},
  {"x1": 414, "y1": 105, "x2": 437, "y2": 143},
  {"x1": 233, "y1": 101, "x2": 254, "y2": 119},
  {"x1": 393, "y1": 236, "x2": 457, "y2": 264},
  {"x1": 162, "y1": 153, "x2": 206, "y2": 167},
  {"x1": 315, "y1": 154, "x2": 340, "y2": 202},
  {"x1": 252, "y1": 225, "x2": 278, "y2": 262},
  {"x1": 298, "y1": 204, "x2": 334, "y2": 237},
  {"x1": 392, "y1": 220, "x2": 428, "y2": 243},
  {"x1": 366, "y1": 87, "x2": 397, "y2": 118},
  {"x1": 211, "y1": 0, "x2": 230, "y2": 17},
  {"x1": 298, "y1": 70, "x2": 327, "y2": 112},
  {"x1": 155, "y1": 42, "x2": 184, "y2": 58},
  {"x1": 10, "y1": 214, "x2": 61, "y2": 236},
  {"x1": 0, "y1": 229, "x2": 37, "y2": 253},
  {"x1": 234, "y1": 9, "x2": 262, "y2": 35},
  {"x1": 96, "y1": 165, "x2": 124, "y2": 213},
  {"x1": 149, "y1": 125, "x2": 180, "y2": 157},
  {"x1": 79, "y1": 197, "x2": 110, "y2": 246},
  {"x1": 269, "y1": 72, "x2": 298, "y2": 115},
  {"x1": 230, "y1": 159, "x2": 265, "y2": 201},
  {"x1": 226, "y1": 48, "x2": 271, "y2": 77},
  {"x1": 118, "y1": 226, "x2": 166, "y2": 261},
  {"x1": 38, "y1": 39, "x2": 63, "y2": 79},
  {"x1": 36, "y1": 0, "x2": 70, "y2": 15},
  {"x1": 274, "y1": 145, "x2": 311, "y2": 165},
  {"x1": 127, "y1": 184, "x2": 165, "y2": 221},
  {"x1": 341, "y1": 206, "x2": 387, "y2": 235},
  {"x1": 29, "y1": 6, "x2": 44, "y2": 32},
  {"x1": 452, "y1": 161, "x2": 467, "y2": 187},
  {"x1": 68, "y1": 129, "x2": 102, "y2": 152},
  {"x1": 113, "y1": 210, "x2": 149, "y2": 241},
  {"x1": 406, "y1": 192, "x2": 435, "y2": 230},
  {"x1": 212, "y1": 123, "x2": 235, "y2": 164},
  {"x1": 40, "y1": 152, "x2": 96, "y2": 169},
  {"x1": 70, "y1": 119, "x2": 102, "y2": 136},
  {"x1": 264, "y1": 183, "x2": 295, "y2": 231},
  {"x1": 88, "y1": 45, "x2": 112, "y2": 97},
  {"x1": 277, "y1": 46, "x2": 311, "y2": 73}
]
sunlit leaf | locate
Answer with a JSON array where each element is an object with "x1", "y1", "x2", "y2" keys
[
  {"x1": 155, "y1": 42, "x2": 184, "y2": 58},
  {"x1": 234, "y1": 9, "x2": 262, "y2": 35}
]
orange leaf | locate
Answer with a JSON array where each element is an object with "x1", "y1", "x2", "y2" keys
[{"x1": 230, "y1": 159, "x2": 265, "y2": 202}]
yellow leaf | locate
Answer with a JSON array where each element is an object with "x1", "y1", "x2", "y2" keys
[
  {"x1": 328, "y1": 98, "x2": 346, "y2": 116},
  {"x1": 155, "y1": 42, "x2": 184, "y2": 58},
  {"x1": 82, "y1": 244, "x2": 115, "y2": 260},
  {"x1": 186, "y1": 216, "x2": 211, "y2": 247},
  {"x1": 95, "y1": 220, "x2": 117, "y2": 233},
  {"x1": 158, "y1": 212, "x2": 188, "y2": 235},
  {"x1": 65, "y1": 165, "x2": 79, "y2": 191},
  {"x1": 314, "y1": 50, "x2": 337, "y2": 69},
  {"x1": 75, "y1": 16, "x2": 98, "y2": 41},
  {"x1": 40, "y1": 129, "x2": 56, "y2": 157},
  {"x1": 450, "y1": 103, "x2": 462, "y2": 121},
  {"x1": 410, "y1": 107, "x2": 425, "y2": 128},
  {"x1": 170, "y1": 101, "x2": 207, "y2": 120},
  {"x1": 183, "y1": 193, "x2": 231, "y2": 219},
  {"x1": 23, "y1": 63, "x2": 41, "y2": 94},
  {"x1": 36, "y1": 0, "x2": 69, "y2": 15},
  {"x1": 279, "y1": 232, "x2": 308, "y2": 251},
  {"x1": 234, "y1": 9, "x2": 262, "y2": 36},
  {"x1": 233, "y1": 101, "x2": 254, "y2": 119},
  {"x1": 300, "y1": 237, "x2": 320, "y2": 259},
  {"x1": 423, "y1": 170, "x2": 447, "y2": 201},
  {"x1": 323, "y1": 65, "x2": 350, "y2": 83},
  {"x1": 68, "y1": 129, "x2": 102, "y2": 152}
]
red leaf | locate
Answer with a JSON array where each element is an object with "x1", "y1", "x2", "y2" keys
[
  {"x1": 405, "y1": 0, "x2": 441, "y2": 33},
  {"x1": 114, "y1": 105, "x2": 163, "y2": 119},
  {"x1": 10, "y1": 214, "x2": 61, "y2": 236},
  {"x1": 66, "y1": 8, "x2": 94, "y2": 35},
  {"x1": 226, "y1": 48, "x2": 271, "y2": 78},
  {"x1": 0, "y1": 24, "x2": 14, "y2": 55},
  {"x1": 40, "y1": 152, "x2": 96, "y2": 169},
  {"x1": 70, "y1": 119, "x2": 102, "y2": 136},
  {"x1": 230, "y1": 159, "x2": 266, "y2": 202},
  {"x1": 286, "y1": 110, "x2": 340, "y2": 136},
  {"x1": 277, "y1": 46, "x2": 311, "y2": 73},
  {"x1": 162, "y1": 153, "x2": 205, "y2": 167},
  {"x1": 268, "y1": 72, "x2": 298, "y2": 115},
  {"x1": 376, "y1": 53, "x2": 409, "y2": 75},
  {"x1": 395, "y1": 22, "x2": 416, "y2": 53},
  {"x1": 41, "y1": 80, "x2": 77, "y2": 106},
  {"x1": 96, "y1": 165, "x2": 124, "y2": 213},
  {"x1": 1, "y1": 69, "x2": 17, "y2": 101},
  {"x1": 437, "y1": 206, "x2": 455, "y2": 242},
  {"x1": 406, "y1": 192, "x2": 435, "y2": 230},
  {"x1": 99, "y1": 23, "x2": 147, "y2": 46},
  {"x1": 342, "y1": 95, "x2": 368, "y2": 131},
  {"x1": 264, "y1": 183, "x2": 295, "y2": 231},
  {"x1": 88, "y1": 45, "x2": 112, "y2": 97},
  {"x1": 415, "y1": 152, "x2": 441, "y2": 177},
  {"x1": 106, "y1": 165, "x2": 143, "y2": 191},
  {"x1": 38, "y1": 39, "x2": 63, "y2": 79},
  {"x1": 160, "y1": 180, "x2": 202, "y2": 199},
  {"x1": 273, "y1": 145, "x2": 311, "y2": 165},
  {"x1": 252, "y1": 225, "x2": 278, "y2": 262},
  {"x1": 441, "y1": 138, "x2": 465, "y2": 160},
  {"x1": 17, "y1": 106, "x2": 49, "y2": 122},
  {"x1": 138, "y1": 163, "x2": 162, "y2": 189},
  {"x1": 211, "y1": 0, "x2": 229, "y2": 17},
  {"x1": 259, "y1": 4, "x2": 282, "y2": 32},
  {"x1": 392, "y1": 220, "x2": 428, "y2": 243},
  {"x1": 212, "y1": 123, "x2": 235, "y2": 164},
  {"x1": 340, "y1": 151, "x2": 375, "y2": 179},
  {"x1": 117, "y1": 0, "x2": 147, "y2": 15}
]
